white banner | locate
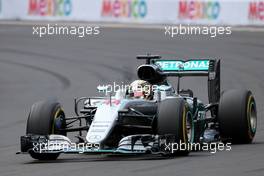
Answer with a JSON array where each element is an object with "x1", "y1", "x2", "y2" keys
[{"x1": 0, "y1": 0, "x2": 263, "y2": 26}]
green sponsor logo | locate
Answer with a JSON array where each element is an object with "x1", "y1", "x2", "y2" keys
[{"x1": 155, "y1": 60, "x2": 209, "y2": 71}]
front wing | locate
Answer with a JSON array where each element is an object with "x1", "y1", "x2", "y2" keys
[{"x1": 18, "y1": 134, "x2": 168, "y2": 155}]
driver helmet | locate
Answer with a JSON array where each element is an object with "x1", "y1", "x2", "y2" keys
[{"x1": 129, "y1": 80, "x2": 153, "y2": 100}]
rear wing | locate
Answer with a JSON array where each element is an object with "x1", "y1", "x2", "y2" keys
[
  {"x1": 137, "y1": 55, "x2": 220, "y2": 103},
  {"x1": 154, "y1": 59, "x2": 210, "y2": 77}
]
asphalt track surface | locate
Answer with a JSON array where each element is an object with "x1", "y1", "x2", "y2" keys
[{"x1": 0, "y1": 24, "x2": 264, "y2": 176}]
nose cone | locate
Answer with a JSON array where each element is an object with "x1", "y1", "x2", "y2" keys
[{"x1": 86, "y1": 103, "x2": 120, "y2": 144}]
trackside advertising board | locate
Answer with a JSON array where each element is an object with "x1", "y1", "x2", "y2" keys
[{"x1": 0, "y1": 0, "x2": 263, "y2": 25}]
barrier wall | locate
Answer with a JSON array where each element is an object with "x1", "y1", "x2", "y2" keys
[{"x1": 0, "y1": 0, "x2": 264, "y2": 25}]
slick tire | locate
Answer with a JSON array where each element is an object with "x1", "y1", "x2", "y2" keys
[
  {"x1": 26, "y1": 99, "x2": 66, "y2": 160},
  {"x1": 157, "y1": 98, "x2": 192, "y2": 156},
  {"x1": 218, "y1": 89, "x2": 257, "y2": 144}
]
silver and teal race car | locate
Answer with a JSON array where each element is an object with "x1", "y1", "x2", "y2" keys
[{"x1": 18, "y1": 55, "x2": 257, "y2": 160}]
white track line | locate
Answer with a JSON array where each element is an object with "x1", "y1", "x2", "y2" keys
[{"x1": 0, "y1": 20, "x2": 264, "y2": 32}]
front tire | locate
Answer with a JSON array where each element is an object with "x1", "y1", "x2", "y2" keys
[
  {"x1": 157, "y1": 98, "x2": 192, "y2": 156},
  {"x1": 26, "y1": 99, "x2": 66, "y2": 160},
  {"x1": 218, "y1": 89, "x2": 257, "y2": 144}
]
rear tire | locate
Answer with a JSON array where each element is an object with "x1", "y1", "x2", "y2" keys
[
  {"x1": 218, "y1": 89, "x2": 257, "y2": 144},
  {"x1": 157, "y1": 98, "x2": 192, "y2": 156},
  {"x1": 26, "y1": 99, "x2": 66, "y2": 160}
]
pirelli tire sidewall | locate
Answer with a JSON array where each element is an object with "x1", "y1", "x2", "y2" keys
[
  {"x1": 157, "y1": 98, "x2": 191, "y2": 156},
  {"x1": 26, "y1": 99, "x2": 66, "y2": 160},
  {"x1": 218, "y1": 89, "x2": 257, "y2": 144}
]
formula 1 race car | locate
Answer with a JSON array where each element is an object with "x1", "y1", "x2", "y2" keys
[{"x1": 18, "y1": 55, "x2": 257, "y2": 160}]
